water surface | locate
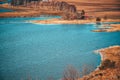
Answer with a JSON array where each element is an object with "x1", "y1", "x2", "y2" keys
[{"x1": 0, "y1": 17, "x2": 120, "y2": 80}]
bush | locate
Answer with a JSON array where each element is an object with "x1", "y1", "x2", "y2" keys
[
  {"x1": 96, "y1": 17, "x2": 101, "y2": 22},
  {"x1": 99, "y1": 59, "x2": 115, "y2": 70},
  {"x1": 62, "y1": 65, "x2": 79, "y2": 80}
]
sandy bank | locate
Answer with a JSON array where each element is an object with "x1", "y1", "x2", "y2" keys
[
  {"x1": 79, "y1": 46, "x2": 120, "y2": 80},
  {"x1": 31, "y1": 18, "x2": 120, "y2": 24},
  {"x1": 93, "y1": 24, "x2": 120, "y2": 32},
  {"x1": 31, "y1": 19, "x2": 96, "y2": 24},
  {"x1": 32, "y1": 18, "x2": 120, "y2": 33}
]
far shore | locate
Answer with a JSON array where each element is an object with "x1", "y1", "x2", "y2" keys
[
  {"x1": 1, "y1": 3, "x2": 120, "y2": 33},
  {"x1": 31, "y1": 18, "x2": 120, "y2": 32},
  {"x1": 79, "y1": 45, "x2": 120, "y2": 80},
  {"x1": 0, "y1": 4, "x2": 63, "y2": 18},
  {"x1": 31, "y1": 18, "x2": 120, "y2": 24}
]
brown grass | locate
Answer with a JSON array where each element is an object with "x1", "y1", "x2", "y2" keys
[
  {"x1": 79, "y1": 46, "x2": 120, "y2": 80},
  {"x1": 0, "y1": 0, "x2": 120, "y2": 19},
  {"x1": 58, "y1": 0, "x2": 120, "y2": 19}
]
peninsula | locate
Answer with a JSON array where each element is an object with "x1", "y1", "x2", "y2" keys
[{"x1": 79, "y1": 46, "x2": 120, "y2": 80}]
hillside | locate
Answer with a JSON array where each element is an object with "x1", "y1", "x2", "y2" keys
[
  {"x1": 58, "y1": 0, "x2": 120, "y2": 19},
  {"x1": 0, "y1": 0, "x2": 120, "y2": 19}
]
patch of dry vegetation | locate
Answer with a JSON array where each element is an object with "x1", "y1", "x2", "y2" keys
[
  {"x1": 79, "y1": 46, "x2": 120, "y2": 80},
  {"x1": 59, "y1": 0, "x2": 120, "y2": 19},
  {"x1": 0, "y1": 4, "x2": 63, "y2": 17},
  {"x1": 0, "y1": 0, "x2": 120, "y2": 19}
]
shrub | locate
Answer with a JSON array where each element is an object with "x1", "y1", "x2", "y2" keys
[
  {"x1": 99, "y1": 59, "x2": 115, "y2": 70},
  {"x1": 96, "y1": 17, "x2": 101, "y2": 22},
  {"x1": 62, "y1": 65, "x2": 79, "y2": 80}
]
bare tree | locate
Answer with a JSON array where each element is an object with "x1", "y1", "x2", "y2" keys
[{"x1": 62, "y1": 65, "x2": 80, "y2": 80}]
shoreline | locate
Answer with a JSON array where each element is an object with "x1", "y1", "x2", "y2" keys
[
  {"x1": 31, "y1": 18, "x2": 120, "y2": 24},
  {"x1": 31, "y1": 18, "x2": 120, "y2": 32},
  {"x1": 94, "y1": 50, "x2": 104, "y2": 71},
  {"x1": 1, "y1": 0, "x2": 120, "y2": 19},
  {"x1": 93, "y1": 24, "x2": 120, "y2": 32},
  {"x1": 79, "y1": 45, "x2": 120, "y2": 80},
  {"x1": 1, "y1": 2, "x2": 120, "y2": 80}
]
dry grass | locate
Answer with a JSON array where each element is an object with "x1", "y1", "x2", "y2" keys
[
  {"x1": 58, "y1": 0, "x2": 120, "y2": 19},
  {"x1": 0, "y1": 4, "x2": 62, "y2": 17},
  {"x1": 79, "y1": 46, "x2": 120, "y2": 80},
  {"x1": 0, "y1": 0, "x2": 120, "y2": 19}
]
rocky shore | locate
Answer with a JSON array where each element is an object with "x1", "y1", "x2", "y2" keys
[{"x1": 79, "y1": 46, "x2": 120, "y2": 80}]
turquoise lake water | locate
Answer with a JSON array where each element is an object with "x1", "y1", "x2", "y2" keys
[{"x1": 0, "y1": 17, "x2": 120, "y2": 80}]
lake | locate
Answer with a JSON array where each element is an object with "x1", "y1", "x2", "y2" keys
[{"x1": 0, "y1": 17, "x2": 120, "y2": 80}]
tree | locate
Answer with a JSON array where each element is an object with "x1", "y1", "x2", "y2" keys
[
  {"x1": 96, "y1": 17, "x2": 101, "y2": 22},
  {"x1": 11, "y1": 0, "x2": 24, "y2": 6},
  {"x1": 62, "y1": 65, "x2": 79, "y2": 80},
  {"x1": 11, "y1": 0, "x2": 16, "y2": 6}
]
